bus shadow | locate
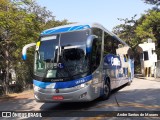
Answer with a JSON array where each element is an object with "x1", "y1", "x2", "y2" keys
[
  {"x1": 40, "y1": 99, "x2": 100, "y2": 111},
  {"x1": 111, "y1": 83, "x2": 128, "y2": 95},
  {"x1": 40, "y1": 83, "x2": 128, "y2": 111}
]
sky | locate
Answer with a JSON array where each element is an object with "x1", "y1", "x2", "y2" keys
[{"x1": 37, "y1": 0, "x2": 153, "y2": 31}]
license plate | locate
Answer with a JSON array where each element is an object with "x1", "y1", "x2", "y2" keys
[{"x1": 52, "y1": 96, "x2": 64, "y2": 100}]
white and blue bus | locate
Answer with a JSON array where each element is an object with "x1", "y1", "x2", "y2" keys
[{"x1": 22, "y1": 23, "x2": 134, "y2": 102}]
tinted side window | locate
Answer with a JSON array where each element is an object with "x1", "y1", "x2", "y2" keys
[
  {"x1": 92, "y1": 28, "x2": 102, "y2": 40},
  {"x1": 104, "y1": 32, "x2": 122, "y2": 55},
  {"x1": 91, "y1": 28, "x2": 102, "y2": 72},
  {"x1": 104, "y1": 32, "x2": 113, "y2": 55},
  {"x1": 91, "y1": 39, "x2": 101, "y2": 72},
  {"x1": 112, "y1": 37, "x2": 122, "y2": 55}
]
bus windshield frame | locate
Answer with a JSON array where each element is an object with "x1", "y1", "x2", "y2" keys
[{"x1": 34, "y1": 29, "x2": 91, "y2": 81}]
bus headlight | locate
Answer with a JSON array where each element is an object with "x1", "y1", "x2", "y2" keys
[
  {"x1": 33, "y1": 85, "x2": 41, "y2": 92},
  {"x1": 75, "y1": 83, "x2": 86, "y2": 89},
  {"x1": 75, "y1": 81, "x2": 91, "y2": 89}
]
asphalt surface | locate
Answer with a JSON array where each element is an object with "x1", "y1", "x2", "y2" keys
[{"x1": 0, "y1": 77, "x2": 160, "y2": 120}]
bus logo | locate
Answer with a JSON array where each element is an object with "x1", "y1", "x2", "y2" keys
[{"x1": 58, "y1": 63, "x2": 64, "y2": 68}]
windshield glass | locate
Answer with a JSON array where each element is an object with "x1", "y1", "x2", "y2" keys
[
  {"x1": 34, "y1": 30, "x2": 90, "y2": 80},
  {"x1": 34, "y1": 35, "x2": 59, "y2": 77}
]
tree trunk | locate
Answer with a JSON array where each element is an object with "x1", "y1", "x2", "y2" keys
[{"x1": 4, "y1": 50, "x2": 10, "y2": 95}]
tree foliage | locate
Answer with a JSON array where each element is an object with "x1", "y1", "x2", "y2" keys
[
  {"x1": 142, "y1": 0, "x2": 160, "y2": 11},
  {"x1": 136, "y1": 11, "x2": 160, "y2": 42},
  {"x1": 142, "y1": 0, "x2": 160, "y2": 6},
  {"x1": 113, "y1": 1, "x2": 160, "y2": 73},
  {"x1": 113, "y1": 10, "x2": 160, "y2": 58},
  {"x1": 0, "y1": 0, "x2": 69, "y2": 94},
  {"x1": 136, "y1": 10, "x2": 160, "y2": 57},
  {"x1": 112, "y1": 15, "x2": 140, "y2": 49}
]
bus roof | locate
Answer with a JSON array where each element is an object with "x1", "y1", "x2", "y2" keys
[
  {"x1": 40, "y1": 22, "x2": 110, "y2": 35},
  {"x1": 41, "y1": 22, "x2": 128, "y2": 46},
  {"x1": 41, "y1": 23, "x2": 91, "y2": 36}
]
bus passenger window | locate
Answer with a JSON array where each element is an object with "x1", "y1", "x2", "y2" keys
[
  {"x1": 91, "y1": 28, "x2": 102, "y2": 72},
  {"x1": 92, "y1": 28, "x2": 102, "y2": 40},
  {"x1": 91, "y1": 39, "x2": 101, "y2": 72},
  {"x1": 104, "y1": 33, "x2": 113, "y2": 55}
]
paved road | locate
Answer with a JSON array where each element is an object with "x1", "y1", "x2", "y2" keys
[{"x1": 0, "y1": 77, "x2": 160, "y2": 120}]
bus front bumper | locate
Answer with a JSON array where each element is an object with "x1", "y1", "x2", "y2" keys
[{"x1": 34, "y1": 84, "x2": 100, "y2": 102}]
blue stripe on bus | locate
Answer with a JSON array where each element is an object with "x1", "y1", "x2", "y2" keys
[
  {"x1": 33, "y1": 80, "x2": 51, "y2": 89},
  {"x1": 41, "y1": 25, "x2": 90, "y2": 35},
  {"x1": 86, "y1": 47, "x2": 92, "y2": 53},
  {"x1": 33, "y1": 75, "x2": 92, "y2": 89}
]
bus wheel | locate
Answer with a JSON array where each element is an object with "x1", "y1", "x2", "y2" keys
[{"x1": 101, "y1": 80, "x2": 110, "y2": 100}]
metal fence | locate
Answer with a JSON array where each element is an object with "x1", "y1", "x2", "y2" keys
[{"x1": 156, "y1": 60, "x2": 160, "y2": 78}]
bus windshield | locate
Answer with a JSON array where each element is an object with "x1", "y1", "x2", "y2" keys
[{"x1": 34, "y1": 30, "x2": 90, "y2": 80}]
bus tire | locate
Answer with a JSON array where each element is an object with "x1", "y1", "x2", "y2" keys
[{"x1": 101, "y1": 79, "x2": 110, "y2": 100}]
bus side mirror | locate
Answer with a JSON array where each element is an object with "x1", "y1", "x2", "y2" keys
[
  {"x1": 22, "y1": 43, "x2": 36, "y2": 60},
  {"x1": 86, "y1": 35, "x2": 98, "y2": 53}
]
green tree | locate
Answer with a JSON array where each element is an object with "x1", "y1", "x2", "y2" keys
[
  {"x1": 135, "y1": 10, "x2": 160, "y2": 59},
  {"x1": 112, "y1": 15, "x2": 143, "y2": 73},
  {"x1": 0, "y1": 0, "x2": 37, "y2": 94},
  {"x1": 112, "y1": 15, "x2": 140, "y2": 49},
  {"x1": 142, "y1": 0, "x2": 160, "y2": 6},
  {"x1": 0, "y1": 0, "x2": 69, "y2": 95},
  {"x1": 113, "y1": 8, "x2": 160, "y2": 73}
]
